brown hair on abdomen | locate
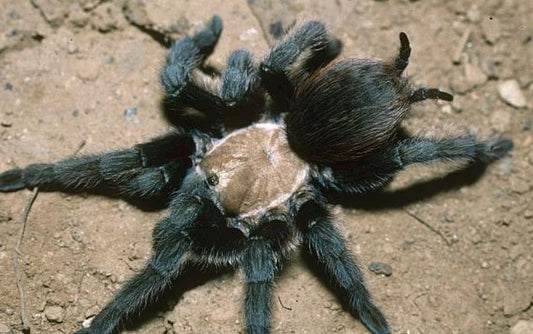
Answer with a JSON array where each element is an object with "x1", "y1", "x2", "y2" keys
[{"x1": 286, "y1": 59, "x2": 411, "y2": 165}]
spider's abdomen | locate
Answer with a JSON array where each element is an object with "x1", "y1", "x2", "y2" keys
[
  {"x1": 200, "y1": 123, "x2": 308, "y2": 217},
  {"x1": 286, "y1": 59, "x2": 411, "y2": 165}
]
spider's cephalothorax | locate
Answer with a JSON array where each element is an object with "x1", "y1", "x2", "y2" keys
[{"x1": 0, "y1": 15, "x2": 512, "y2": 334}]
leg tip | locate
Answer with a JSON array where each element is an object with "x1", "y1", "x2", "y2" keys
[
  {"x1": 438, "y1": 90, "x2": 454, "y2": 101},
  {"x1": 209, "y1": 14, "x2": 223, "y2": 37},
  {"x1": 359, "y1": 302, "x2": 391, "y2": 334},
  {"x1": 0, "y1": 168, "x2": 26, "y2": 192},
  {"x1": 483, "y1": 138, "x2": 513, "y2": 161},
  {"x1": 399, "y1": 32, "x2": 409, "y2": 47},
  {"x1": 192, "y1": 15, "x2": 224, "y2": 55}
]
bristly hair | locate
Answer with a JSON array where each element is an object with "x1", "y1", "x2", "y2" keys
[{"x1": 285, "y1": 58, "x2": 411, "y2": 165}]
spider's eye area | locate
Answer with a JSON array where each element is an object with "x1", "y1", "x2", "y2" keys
[
  {"x1": 207, "y1": 173, "x2": 219, "y2": 186},
  {"x1": 259, "y1": 63, "x2": 271, "y2": 74},
  {"x1": 285, "y1": 59, "x2": 411, "y2": 165}
]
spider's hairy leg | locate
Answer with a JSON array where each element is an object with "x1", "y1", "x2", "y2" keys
[
  {"x1": 395, "y1": 32, "x2": 411, "y2": 75},
  {"x1": 409, "y1": 87, "x2": 453, "y2": 103},
  {"x1": 315, "y1": 136, "x2": 513, "y2": 194},
  {"x1": 221, "y1": 50, "x2": 261, "y2": 107},
  {"x1": 219, "y1": 49, "x2": 264, "y2": 127},
  {"x1": 0, "y1": 131, "x2": 194, "y2": 199},
  {"x1": 75, "y1": 189, "x2": 241, "y2": 334},
  {"x1": 160, "y1": 15, "x2": 225, "y2": 120},
  {"x1": 394, "y1": 136, "x2": 513, "y2": 165},
  {"x1": 395, "y1": 33, "x2": 453, "y2": 102},
  {"x1": 291, "y1": 190, "x2": 390, "y2": 334},
  {"x1": 242, "y1": 212, "x2": 293, "y2": 334},
  {"x1": 260, "y1": 20, "x2": 341, "y2": 110},
  {"x1": 160, "y1": 14, "x2": 222, "y2": 93},
  {"x1": 73, "y1": 194, "x2": 200, "y2": 334}
]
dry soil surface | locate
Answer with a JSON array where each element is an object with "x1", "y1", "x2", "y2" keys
[{"x1": 0, "y1": 1, "x2": 532, "y2": 334}]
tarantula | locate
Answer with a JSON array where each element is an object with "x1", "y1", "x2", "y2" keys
[{"x1": 0, "y1": 15, "x2": 512, "y2": 334}]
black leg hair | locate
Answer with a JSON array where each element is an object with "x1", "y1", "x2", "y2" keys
[
  {"x1": 74, "y1": 194, "x2": 202, "y2": 334},
  {"x1": 117, "y1": 161, "x2": 188, "y2": 198},
  {"x1": 260, "y1": 20, "x2": 341, "y2": 111},
  {"x1": 221, "y1": 50, "x2": 261, "y2": 107},
  {"x1": 410, "y1": 87, "x2": 453, "y2": 103},
  {"x1": 393, "y1": 33, "x2": 453, "y2": 102},
  {"x1": 303, "y1": 37, "x2": 343, "y2": 74},
  {"x1": 242, "y1": 211, "x2": 293, "y2": 334},
  {"x1": 160, "y1": 15, "x2": 226, "y2": 125},
  {"x1": 291, "y1": 189, "x2": 389, "y2": 334},
  {"x1": 160, "y1": 15, "x2": 222, "y2": 97},
  {"x1": 74, "y1": 261, "x2": 177, "y2": 334},
  {"x1": 76, "y1": 179, "x2": 247, "y2": 334},
  {"x1": 314, "y1": 136, "x2": 513, "y2": 194},
  {"x1": 220, "y1": 49, "x2": 265, "y2": 128},
  {"x1": 0, "y1": 131, "x2": 194, "y2": 199},
  {"x1": 395, "y1": 32, "x2": 411, "y2": 75}
]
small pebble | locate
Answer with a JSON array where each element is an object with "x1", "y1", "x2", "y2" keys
[
  {"x1": 451, "y1": 95, "x2": 463, "y2": 113},
  {"x1": 480, "y1": 58, "x2": 498, "y2": 79},
  {"x1": 464, "y1": 61, "x2": 488, "y2": 88},
  {"x1": 67, "y1": 40, "x2": 78, "y2": 54},
  {"x1": 442, "y1": 211, "x2": 455, "y2": 223},
  {"x1": 368, "y1": 262, "x2": 392, "y2": 276},
  {"x1": 511, "y1": 320, "x2": 533, "y2": 334},
  {"x1": 498, "y1": 80, "x2": 527, "y2": 108},
  {"x1": 324, "y1": 302, "x2": 340, "y2": 311},
  {"x1": 71, "y1": 229, "x2": 83, "y2": 242},
  {"x1": 0, "y1": 323, "x2": 10, "y2": 334},
  {"x1": 85, "y1": 305, "x2": 100, "y2": 318},
  {"x1": 441, "y1": 104, "x2": 452, "y2": 114},
  {"x1": 481, "y1": 17, "x2": 501, "y2": 44},
  {"x1": 82, "y1": 317, "x2": 94, "y2": 328},
  {"x1": 524, "y1": 210, "x2": 533, "y2": 219},
  {"x1": 451, "y1": 234, "x2": 460, "y2": 243},
  {"x1": 404, "y1": 238, "x2": 416, "y2": 245},
  {"x1": 510, "y1": 177, "x2": 531, "y2": 194},
  {"x1": 503, "y1": 293, "x2": 532, "y2": 316},
  {"x1": 76, "y1": 59, "x2": 100, "y2": 82},
  {"x1": 44, "y1": 305, "x2": 65, "y2": 323},
  {"x1": 123, "y1": 107, "x2": 138, "y2": 118}
]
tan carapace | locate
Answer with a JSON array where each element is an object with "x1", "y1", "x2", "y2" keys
[{"x1": 200, "y1": 122, "x2": 309, "y2": 218}]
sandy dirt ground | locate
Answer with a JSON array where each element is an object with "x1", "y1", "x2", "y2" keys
[{"x1": 0, "y1": 1, "x2": 532, "y2": 333}]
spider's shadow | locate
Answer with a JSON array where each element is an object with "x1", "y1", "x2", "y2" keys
[{"x1": 328, "y1": 162, "x2": 490, "y2": 211}]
